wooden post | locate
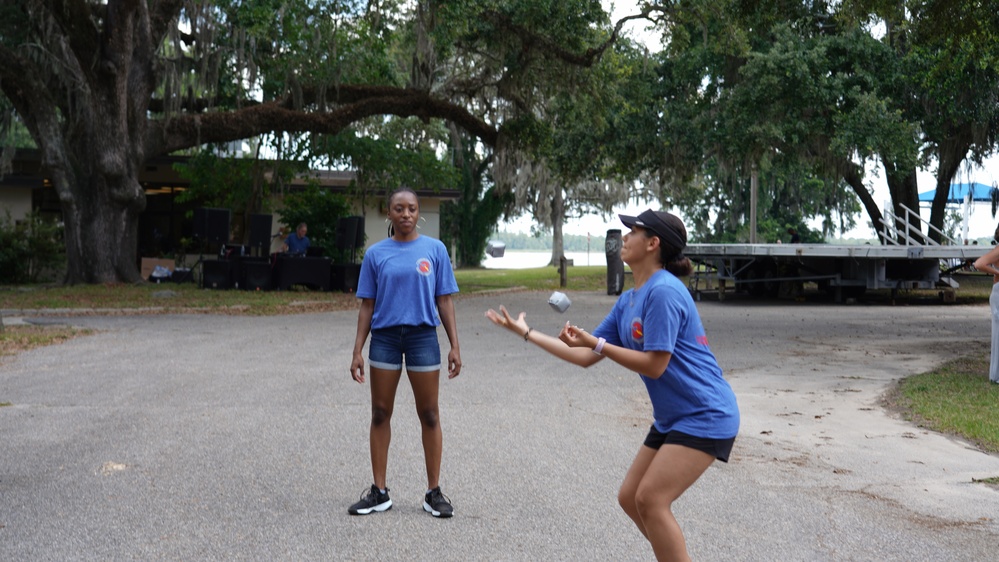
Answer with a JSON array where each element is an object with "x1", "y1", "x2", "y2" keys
[
  {"x1": 559, "y1": 256, "x2": 567, "y2": 288},
  {"x1": 750, "y1": 166, "x2": 758, "y2": 244}
]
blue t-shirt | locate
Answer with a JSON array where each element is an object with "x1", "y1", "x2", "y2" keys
[
  {"x1": 285, "y1": 233, "x2": 310, "y2": 255},
  {"x1": 593, "y1": 269, "x2": 739, "y2": 439},
  {"x1": 356, "y1": 235, "x2": 459, "y2": 329}
]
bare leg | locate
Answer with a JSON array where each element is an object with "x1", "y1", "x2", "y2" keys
[
  {"x1": 618, "y1": 445, "x2": 657, "y2": 538},
  {"x1": 368, "y1": 366, "x2": 403, "y2": 489},
  {"x1": 619, "y1": 444, "x2": 715, "y2": 561},
  {"x1": 990, "y1": 283, "x2": 999, "y2": 383},
  {"x1": 408, "y1": 369, "x2": 442, "y2": 489}
]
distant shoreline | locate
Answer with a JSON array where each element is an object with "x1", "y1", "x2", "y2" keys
[{"x1": 482, "y1": 250, "x2": 609, "y2": 269}]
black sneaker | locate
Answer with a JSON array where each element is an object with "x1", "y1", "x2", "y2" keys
[
  {"x1": 348, "y1": 485, "x2": 392, "y2": 515},
  {"x1": 423, "y1": 486, "x2": 453, "y2": 518}
]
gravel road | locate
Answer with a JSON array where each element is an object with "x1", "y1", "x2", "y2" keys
[{"x1": 1, "y1": 290, "x2": 997, "y2": 561}]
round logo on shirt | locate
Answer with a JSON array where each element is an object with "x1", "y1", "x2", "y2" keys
[
  {"x1": 630, "y1": 317, "x2": 644, "y2": 344},
  {"x1": 416, "y1": 258, "x2": 433, "y2": 276}
]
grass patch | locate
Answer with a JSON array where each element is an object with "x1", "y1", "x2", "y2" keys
[
  {"x1": 887, "y1": 353, "x2": 999, "y2": 455},
  {"x1": 454, "y1": 265, "x2": 613, "y2": 293},
  {"x1": 0, "y1": 325, "x2": 95, "y2": 359},
  {"x1": 0, "y1": 266, "x2": 617, "y2": 315},
  {"x1": 0, "y1": 283, "x2": 362, "y2": 315}
]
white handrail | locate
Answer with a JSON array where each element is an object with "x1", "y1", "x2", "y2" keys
[{"x1": 878, "y1": 203, "x2": 958, "y2": 246}]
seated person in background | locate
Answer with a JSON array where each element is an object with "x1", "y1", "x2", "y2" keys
[{"x1": 282, "y1": 223, "x2": 310, "y2": 256}]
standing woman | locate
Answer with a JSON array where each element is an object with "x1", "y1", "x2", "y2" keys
[
  {"x1": 485, "y1": 210, "x2": 739, "y2": 561},
  {"x1": 348, "y1": 187, "x2": 462, "y2": 517},
  {"x1": 973, "y1": 223, "x2": 999, "y2": 384}
]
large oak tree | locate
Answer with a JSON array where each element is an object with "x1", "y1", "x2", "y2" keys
[{"x1": 0, "y1": 0, "x2": 634, "y2": 283}]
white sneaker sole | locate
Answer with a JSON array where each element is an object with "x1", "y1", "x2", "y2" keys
[
  {"x1": 423, "y1": 501, "x2": 453, "y2": 518},
  {"x1": 350, "y1": 499, "x2": 392, "y2": 515}
]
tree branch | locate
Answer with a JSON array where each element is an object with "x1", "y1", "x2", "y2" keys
[
  {"x1": 0, "y1": 43, "x2": 54, "y2": 140},
  {"x1": 481, "y1": 8, "x2": 657, "y2": 67},
  {"x1": 148, "y1": 0, "x2": 185, "y2": 45},
  {"x1": 40, "y1": 0, "x2": 100, "y2": 73},
  {"x1": 147, "y1": 88, "x2": 500, "y2": 155}
]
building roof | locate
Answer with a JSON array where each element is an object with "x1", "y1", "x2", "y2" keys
[
  {"x1": 918, "y1": 182, "x2": 995, "y2": 204},
  {"x1": 1, "y1": 149, "x2": 459, "y2": 200}
]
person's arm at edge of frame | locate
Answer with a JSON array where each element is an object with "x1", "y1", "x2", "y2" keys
[
  {"x1": 485, "y1": 305, "x2": 671, "y2": 377},
  {"x1": 350, "y1": 298, "x2": 375, "y2": 383},
  {"x1": 437, "y1": 293, "x2": 462, "y2": 379},
  {"x1": 973, "y1": 245, "x2": 999, "y2": 282}
]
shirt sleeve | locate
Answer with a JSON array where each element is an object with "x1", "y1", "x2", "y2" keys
[
  {"x1": 433, "y1": 242, "x2": 459, "y2": 296},
  {"x1": 641, "y1": 284, "x2": 683, "y2": 353},
  {"x1": 593, "y1": 299, "x2": 623, "y2": 347},
  {"x1": 356, "y1": 248, "x2": 377, "y2": 299}
]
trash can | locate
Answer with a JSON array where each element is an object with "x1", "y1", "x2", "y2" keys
[{"x1": 606, "y1": 229, "x2": 623, "y2": 295}]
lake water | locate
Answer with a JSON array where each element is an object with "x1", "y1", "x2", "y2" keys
[{"x1": 482, "y1": 250, "x2": 608, "y2": 269}]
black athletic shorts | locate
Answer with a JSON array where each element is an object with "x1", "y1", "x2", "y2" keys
[{"x1": 643, "y1": 426, "x2": 735, "y2": 463}]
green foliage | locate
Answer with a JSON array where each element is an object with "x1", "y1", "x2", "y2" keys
[
  {"x1": 440, "y1": 135, "x2": 514, "y2": 268},
  {"x1": 190, "y1": 0, "x2": 403, "y2": 107},
  {"x1": 310, "y1": 126, "x2": 460, "y2": 195},
  {"x1": 173, "y1": 149, "x2": 304, "y2": 216},
  {"x1": 641, "y1": 5, "x2": 922, "y2": 241},
  {"x1": 278, "y1": 184, "x2": 354, "y2": 262},
  {"x1": 0, "y1": 211, "x2": 64, "y2": 283}
]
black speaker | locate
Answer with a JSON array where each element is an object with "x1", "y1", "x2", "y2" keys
[
  {"x1": 335, "y1": 216, "x2": 365, "y2": 250},
  {"x1": 332, "y1": 264, "x2": 361, "y2": 293},
  {"x1": 194, "y1": 208, "x2": 231, "y2": 244},
  {"x1": 249, "y1": 214, "x2": 273, "y2": 249},
  {"x1": 202, "y1": 260, "x2": 232, "y2": 289},
  {"x1": 240, "y1": 259, "x2": 272, "y2": 291},
  {"x1": 193, "y1": 208, "x2": 208, "y2": 239}
]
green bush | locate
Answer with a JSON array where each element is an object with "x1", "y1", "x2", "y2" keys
[{"x1": 0, "y1": 211, "x2": 64, "y2": 283}]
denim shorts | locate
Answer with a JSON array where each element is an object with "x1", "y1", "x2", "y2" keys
[{"x1": 368, "y1": 325, "x2": 441, "y2": 372}]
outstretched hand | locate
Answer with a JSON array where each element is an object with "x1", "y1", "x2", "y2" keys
[{"x1": 484, "y1": 305, "x2": 530, "y2": 339}]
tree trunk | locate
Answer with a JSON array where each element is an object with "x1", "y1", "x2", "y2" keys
[
  {"x1": 883, "y1": 161, "x2": 925, "y2": 244},
  {"x1": 928, "y1": 135, "x2": 973, "y2": 243},
  {"x1": 549, "y1": 187, "x2": 565, "y2": 267},
  {"x1": 60, "y1": 169, "x2": 145, "y2": 285},
  {"x1": 53, "y1": 0, "x2": 152, "y2": 284},
  {"x1": 841, "y1": 163, "x2": 886, "y2": 242}
]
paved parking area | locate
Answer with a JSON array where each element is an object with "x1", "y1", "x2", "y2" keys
[{"x1": 1, "y1": 291, "x2": 998, "y2": 560}]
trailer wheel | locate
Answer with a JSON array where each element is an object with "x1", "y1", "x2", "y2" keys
[
  {"x1": 817, "y1": 280, "x2": 831, "y2": 294},
  {"x1": 843, "y1": 286, "x2": 866, "y2": 299},
  {"x1": 747, "y1": 265, "x2": 766, "y2": 296},
  {"x1": 748, "y1": 260, "x2": 780, "y2": 298},
  {"x1": 761, "y1": 266, "x2": 780, "y2": 298}
]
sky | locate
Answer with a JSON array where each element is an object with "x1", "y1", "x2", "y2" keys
[{"x1": 498, "y1": 2, "x2": 999, "y2": 242}]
